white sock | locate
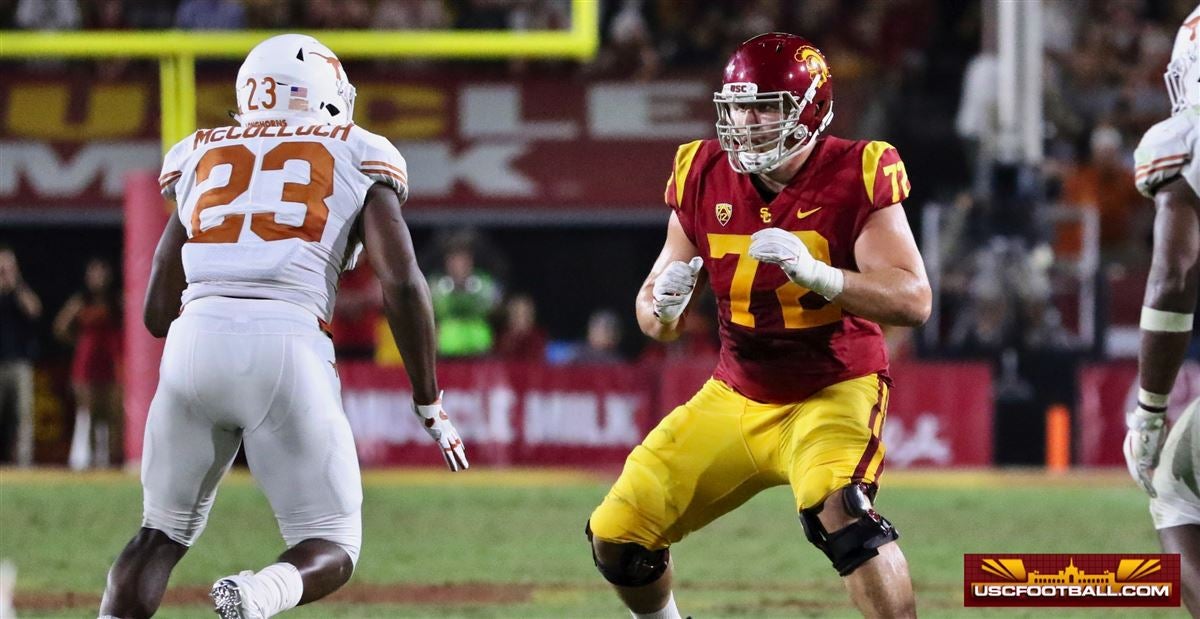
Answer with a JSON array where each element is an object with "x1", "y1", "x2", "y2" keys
[
  {"x1": 631, "y1": 592, "x2": 681, "y2": 619},
  {"x1": 68, "y1": 408, "x2": 91, "y2": 471},
  {"x1": 250, "y1": 563, "x2": 304, "y2": 617}
]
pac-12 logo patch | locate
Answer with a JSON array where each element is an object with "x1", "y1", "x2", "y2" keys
[{"x1": 715, "y1": 202, "x2": 733, "y2": 226}]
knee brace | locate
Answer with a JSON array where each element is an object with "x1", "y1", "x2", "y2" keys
[
  {"x1": 800, "y1": 483, "x2": 899, "y2": 576},
  {"x1": 585, "y1": 521, "x2": 670, "y2": 587}
]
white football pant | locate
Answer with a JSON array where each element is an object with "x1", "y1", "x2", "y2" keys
[
  {"x1": 1151, "y1": 398, "x2": 1200, "y2": 530},
  {"x1": 141, "y1": 296, "x2": 362, "y2": 564}
]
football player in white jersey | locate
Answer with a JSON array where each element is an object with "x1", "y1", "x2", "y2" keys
[
  {"x1": 97, "y1": 34, "x2": 468, "y2": 619},
  {"x1": 1124, "y1": 4, "x2": 1200, "y2": 615}
]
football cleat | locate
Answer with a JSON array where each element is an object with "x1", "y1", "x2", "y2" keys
[{"x1": 210, "y1": 571, "x2": 264, "y2": 619}]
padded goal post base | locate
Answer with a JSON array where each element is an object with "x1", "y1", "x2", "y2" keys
[{"x1": 122, "y1": 171, "x2": 168, "y2": 467}]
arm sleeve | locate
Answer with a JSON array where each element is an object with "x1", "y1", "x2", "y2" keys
[
  {"x1": 357, "y1": 131, "x2": 410, "y2": 202},
  {"x1": 665, "y1": 141, "x2": 704, "y2": 244},
  {"x1": 861, "y1": 140, "x2": 912, "y2": 210},
  {"x1": 1134, "y1": 112, "x2": 1197, "y2": 198},
  {"x1": 158, "y1": 135, "x2": 192, "y2": 200}
]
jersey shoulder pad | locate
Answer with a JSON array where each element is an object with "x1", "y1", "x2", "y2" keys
[
  {"x1": 1134, "y1": 112, "x2": 1197, "y2": 198},
  {"x1": 354, "y1": 126, "x2": 409, "y2": 199},
  {"x1": 859, "y1": 140, "x2": 911, "y2": 209},
  {"x1": 663, "y1": 140, "x2": 707, "y2": 211},
  {"x1": 158, "y1": 132, "x2": 198, "y2": 200}
]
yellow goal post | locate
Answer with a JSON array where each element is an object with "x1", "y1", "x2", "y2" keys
[{"x1": 0, "y1": 0, "x2": 600, "y2": 152}]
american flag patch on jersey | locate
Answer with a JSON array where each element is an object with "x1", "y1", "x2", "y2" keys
[{"x1": 290, "y1": 85, "x2": 308, "y2": 97}]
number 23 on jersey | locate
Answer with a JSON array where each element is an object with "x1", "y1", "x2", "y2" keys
[{"x1": 190, "y1": 141, "x2": 333, "y2": 244}]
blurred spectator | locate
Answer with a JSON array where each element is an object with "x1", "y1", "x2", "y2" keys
[
  {"x1": 175, "y1": 0, "x2": 245, "y2": 30},
  {"x1": 15, "y1": 0, "x2": 80, "y2": 30},
  {"x1": 429, "y1": 232, "x2": 502, "y2": 358},
  {"x1": 54, "y1": 258, "x2": 122, "y2": 470},
  {"x1": 305, "y1": 0, "x2": 372, "y2": 29},
  {"x1": 243, "y1": 0, "x2": 295, "y2": 29},
  {"x1": 374, "y1": 0, "x2": 450, "y2": 29},
  {"x1": 569, "y1": 309, "x2": 624, "y2": 364},
  {"x1": 0, "y1": 246, "x2": 41, "y2": 467},
  {"x1": 452, "y1": 0, "x2": 510, "y2": 29},
  {"x1": 587, "y1": 0, "x2": 660, "y2": 81},
  {"x1": 1059, "y1": 124, "x2": 1146, "y2": 262},
  {"x1": 331, "y1": 260, "x2": 382, "y2": 361},
  {"x1": 494, "y1": 294, "x2": 548, "y2": 361}
]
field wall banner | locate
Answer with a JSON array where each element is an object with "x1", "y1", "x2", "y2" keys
[
  {"x1": 338, "y1": 360, "x2": 995, "y2": 468},
  {"x1": 1076, "y1": 360, "x2": 1200, "y2": 466},
  {"x1": 0, "y1": 70, "x2": 715, "y2": 214}
]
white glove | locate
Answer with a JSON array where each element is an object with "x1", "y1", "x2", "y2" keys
[
  {"x1": 748, "y1": 228, "x2": 844, "y2": 300},
  {"x1": 652, "y1": 256, "x2": 704, "y2": 324},
  {"x1": 1123, "y1": 406, "x2": 1167, "y2": 497},
  {"x1": 413, "y1": 391, "x2": 468, "y2": 472}
]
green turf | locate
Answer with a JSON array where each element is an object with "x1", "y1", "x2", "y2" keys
[{"x1": 0, "y1": 470, "x2": 1188, "y2": 618}]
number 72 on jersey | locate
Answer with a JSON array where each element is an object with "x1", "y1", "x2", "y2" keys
[{"x1": 707, "y1": 230, "x2": 841, "y2": 331}]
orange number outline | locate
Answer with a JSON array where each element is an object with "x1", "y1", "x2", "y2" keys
[
  {"x1": 188, "y1": 142, "x2": 334, "y2": 244},
  {"x1": 707, "y1": 231, "x2": 841, "y2": 329}
]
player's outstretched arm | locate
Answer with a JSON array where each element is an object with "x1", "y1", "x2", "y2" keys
[
  {"x1": 637, "y1": 212, "x2": 705, "y2": 342},
  {"x1": 361, "y1": 183, "x2": 467, "y2": 471},
  {"x1": 1125, "y1": 178, "x2": 1200, "y2": 495},
  {"x1": 143, "y1": 217, "x2": 189, "y2": 338},
  {"x1": 840, "y1": 205, "x2": 931, "y2": 327}
]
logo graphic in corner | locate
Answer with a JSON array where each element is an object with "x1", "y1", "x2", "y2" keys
[
  {"x1": 794, "y1": 45, "x2": 831, "y2": 87},
  {"x1": 715, "y1": 202, "x2": 733, "y2": 226},
  {"x1": 964, "y1": 554, "x2": 1179, "y2": 608}
]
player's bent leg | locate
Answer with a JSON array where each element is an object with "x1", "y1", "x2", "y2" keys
[
  {"x1": 1158, "y1": 525, "x2": 1200, "y2": 616},
  {"x1": 105, "y1": 328, "x2": 242, "y2": 619},
  {"x1": 219, "y1": 330, "x2": 363, "y2": 618},
  {"x1": 801, "y1": 484, "x2": 915, "y2": 619},
  {"x1": 99, "y1": 528, "x2": 188, "y2": 619},
  {"x1": 586, "y1": 522, "x2": 678, "y2": 617}
]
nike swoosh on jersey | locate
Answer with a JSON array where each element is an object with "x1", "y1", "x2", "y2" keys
[{"x1": 796, "y1": 207, "x2": 823, "y2": 219}]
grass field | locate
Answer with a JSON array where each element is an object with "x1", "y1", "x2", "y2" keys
[{"x1": 0, "y1": 468, "x2": 1188, "y2": 618}]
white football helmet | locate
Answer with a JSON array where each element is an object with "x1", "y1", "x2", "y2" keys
[
  {"x1": 1165, "y1": 5, "x2": 1199, "y2": 115},
  {"x1": 235, "y1": 34, "x2": 356, "y2": 126}
]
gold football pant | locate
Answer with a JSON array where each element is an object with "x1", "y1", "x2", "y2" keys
[{"x1": 590, "y1": 374, "x2": 889, "y2": 550}]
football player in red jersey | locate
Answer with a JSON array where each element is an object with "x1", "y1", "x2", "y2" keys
[{"x1": 587, "y1": 33, "x2": 926, "y2": 618}]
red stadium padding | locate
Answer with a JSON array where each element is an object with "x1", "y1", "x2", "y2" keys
[
  {"x1": 340, "y1": 360, "x2": 995, "y2": 469},
  {"x1": 122, "y1": 171, "x2": 168, "y2": 467}
]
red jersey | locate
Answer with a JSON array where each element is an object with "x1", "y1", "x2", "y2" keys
[
  {"x1": 665, "y1": 137, "x2": 912, "y2": 404},
  {"x1": 71, "y1": 300, "x2": 122, "y2": 385}
]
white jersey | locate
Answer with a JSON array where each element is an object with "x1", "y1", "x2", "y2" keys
[
  {"x1": 1133, "y1": 108, "x2": 1199, "y2": 198},
  {"x1": 158, "y1": 122, "x2": 408, "y2": 322}
]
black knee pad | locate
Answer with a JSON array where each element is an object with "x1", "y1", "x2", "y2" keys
[
  {"x1": 800, "y1": 483, "x2": 899, "y2": 576},
  {"x1": 585, "y1": 521, "x2": 670, "y2": 587}
]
